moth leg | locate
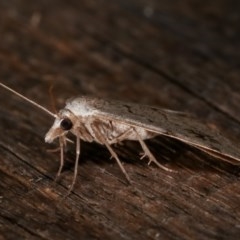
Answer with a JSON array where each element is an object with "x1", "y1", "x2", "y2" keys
[
  {"x1": 67, "y1": 136, "x2": 80, "y2": 195},
  {"x1": 56, "y1": 136, "x2": 66, "y2": 179},
  {"x1": 48, "y1": 136, "x2": 66, "y2": 183},
  {"x1": 105, "y1": 140, "x2": 131, "y2": 183},
  {"x1": 108, "y1": 128, "x2": 133, "y2": 145},
  {"x1": 56, "y1": 136, "x2": 74, "y2": 178},
  {"x1": 134, "y1": 129, "x2": 174, "y2": 172},
  {"x1": 91, "y1": 125, "x2": 131, "y2": 183}
]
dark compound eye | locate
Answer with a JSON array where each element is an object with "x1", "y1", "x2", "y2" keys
[{"x1": 60, "y1": 118, "x2": 73, "y2": 130}]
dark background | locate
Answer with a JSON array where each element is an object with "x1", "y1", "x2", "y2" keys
[{"x1": 0, "y1": 0, "x2": 240, "y2": 239}]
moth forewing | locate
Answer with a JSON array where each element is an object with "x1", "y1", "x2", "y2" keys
[
  {"x1": 1, "y1": 84, "x2": 240, "y2": 195},
  {"x1": 86, "y1": 97, "x2": 240, "y2": 164}
]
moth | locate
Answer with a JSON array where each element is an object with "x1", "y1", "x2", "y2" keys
[{"x1": 1, "y1": 82, "x2": 240, "y2": 193}]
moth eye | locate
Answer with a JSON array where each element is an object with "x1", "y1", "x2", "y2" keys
[{"x1": 60, "y1": 118, "x2": 73, "y2": 131}]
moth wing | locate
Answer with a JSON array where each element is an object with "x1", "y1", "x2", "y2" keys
[{"x1": 93, "y1": 99, "x2": 240, "y2": 164}]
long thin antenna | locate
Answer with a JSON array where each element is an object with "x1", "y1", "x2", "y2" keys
[{"x1": 0, "y1": 82, "x2": 57, "y2": 118}]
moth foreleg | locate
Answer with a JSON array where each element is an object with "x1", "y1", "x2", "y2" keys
[
  {"x1": 67, "y1": 136, "x2": 81, "y2": 195},
  {"x1": 48, "y1": 136, "x2": 66, "y2": 183},
  {"x1": 56, "y1": 136, "x2": 66, "y2": 179},
  {"x1": 134, "y1": 129, "x2": 174, "y2": 172}
]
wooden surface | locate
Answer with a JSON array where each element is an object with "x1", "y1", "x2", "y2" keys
[{"x1": 0, "y1": 0, "x2": 240, "y2": 239}]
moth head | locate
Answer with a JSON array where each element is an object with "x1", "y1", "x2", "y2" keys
[{"x1": 45, "y1": 109, "x2": 76, "y2": 143}]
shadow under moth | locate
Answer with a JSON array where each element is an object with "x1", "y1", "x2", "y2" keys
[{"x1": 0, "y1": 82, "x2": 239, "y2": 193}]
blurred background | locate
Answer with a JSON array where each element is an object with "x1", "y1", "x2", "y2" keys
[{"x1": 0, "y1": 1, "x2": 240, "y2": 239}]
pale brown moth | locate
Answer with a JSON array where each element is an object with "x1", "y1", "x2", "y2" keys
[{"x1": 1, "y1": 82, "x2": 240, "y2": 193}]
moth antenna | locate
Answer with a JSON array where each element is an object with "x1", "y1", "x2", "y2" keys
[
  {"x1": 48, "y1": 83, "x2": 57, "y2": 114},
  {"x1": 0, "y1": 82, "x2": 57, "y2": 118}
]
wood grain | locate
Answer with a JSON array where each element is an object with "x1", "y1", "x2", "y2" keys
[{"x1": 0, "y1": 0, "x2": 240, "y2": 239}]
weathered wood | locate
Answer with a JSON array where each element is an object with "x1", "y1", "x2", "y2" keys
[{"x1": 0, "y1": 0, "x2": 240, "y2": 239}]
